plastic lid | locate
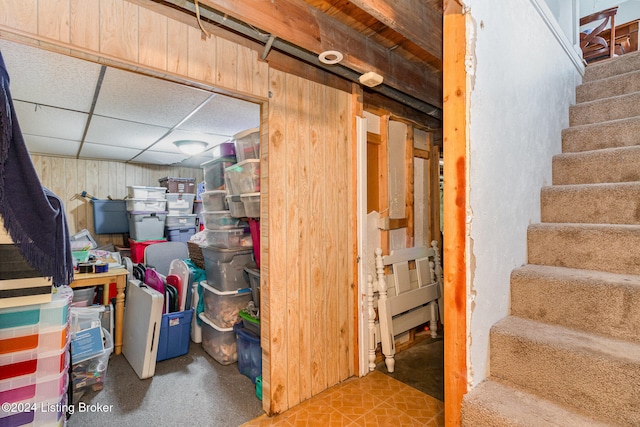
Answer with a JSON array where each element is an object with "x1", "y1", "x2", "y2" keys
[
  {"x1": 225, "y1": 159, "x2": 260, "y2": 171},
  {"x1": 200, "y1": 280, "x2": 251, "y2": 296},
  {"x1": 200, "y1": 156, "x2": 237, "y2": 167},
  {"x1": 233, "y1": 127, "x2": 259, "y2": 140},
  {"x1": 197, "y1": 311, "x2": 234, "y2": 332},
  {"x1": 240, "y1": 192, "x2": 260, "y2": 199},
  {"x1": 127, "y1": 211, "x2": 168, "y2": 215}
]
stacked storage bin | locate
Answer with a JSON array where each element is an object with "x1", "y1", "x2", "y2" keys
[
  {"x1": 0, "y1": 287, "x2": 72, "y2": 427},
  {"x1": 160, "y1": 177, "x2": 197, "y2": 242},
  {"x1": 225, "y1": 128, "x2": 262, "y2": 383},
  {"x1": 126, "y1": 186, "x2": 168, "y2": 263},
  {"x1": 226, "y1": 128, "x2": 261, "y2": 269},
  {"x1": 164, "y1": 190, "x2": 197, "y2": 243}
]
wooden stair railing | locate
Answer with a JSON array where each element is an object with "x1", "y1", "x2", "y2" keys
[{"x1": 580, "y1": 6, "x2": 618, "y2": 64}]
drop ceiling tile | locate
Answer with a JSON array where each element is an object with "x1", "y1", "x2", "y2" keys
[
  {"x1": 85, "y1": 116, "x2": 170, "y2": 149},
  {"x1": 133, "y1": 151, "x2": 189, "y2": 166},
  {"x1": 177, "y1": 153, "x2": 212, "y2": 169},
  {"x1": 23, "y1": 135, "x2": 80, "y2": 157},
  {"x1": 79, "y1": 143, "x2": 142, "y2": 161},
  {"x1": 94, "y1": 67, "x2": 212, "y2": 128},
  {"x1": 179, "y1": 94, "x2": 260, "y2": 136},
  {"x1": 14, "y1": 101, "x2": 88, "y2": 141},
  {"x1": 0, "y1": 39, "x2": 101, "y2": 112},
  {"x1": 153, "y1": 130, "x2": 231, "y2": 153}
]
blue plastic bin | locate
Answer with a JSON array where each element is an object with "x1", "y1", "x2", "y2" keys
[
  {"x1": 156, "y1": 309, "x2": 193, "y2": 362},
  {"x1": 234, "y1": 323, "x2": 261, "y2": 384},
  {"x1": 92, "y1": 200, "x2": 128, "y2": 234}
]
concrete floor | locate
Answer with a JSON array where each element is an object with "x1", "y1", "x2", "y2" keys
[{"x1": 67, "y1": 344, "x2": 264, "y2": 427}]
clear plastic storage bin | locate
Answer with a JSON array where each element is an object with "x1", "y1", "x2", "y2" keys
[
  {"x1": 166, "y1": 193, "x2": 195, "y2": 215},
  {"x1": 165, "y1": 214, "x2": 197, "y2": 227},
  {"x1": 198, "y1": 312, "x2": 237, "y2": 365},
  {"x1": 240, "y1": 193, "x2": 260, "y2": 218},
  {"x1": 200, "y1": 281, "x2": 252, "y2": 328},
  {"x1": 201, "y1": 157, "x2": 237, "y2": 192},
  {"x1": 224, "y1": 159, "x2": 260, "y2": 195},
  {"x1": 200, "y1": 246, "x2": 254, "y2": 292},
  {"x1": 127, "y1": 186, "x2": 166, "y2": 199},
  {"x1": 201, "y1": 190, "x2": 229, "y2": 211},
  {"x1": 226, "y1": 195, "x2": 246, "y2": 218},
  {"x1": 125, "y1": 198, "x2": 167, "y2": 212},
  {"x1": 201, "y1": 229, "x2": 252, "y2": 249},
  {"x1": 202, "y1": 211, "x2": 243, "y2": 230},
  {"x1": 233, "y1": 128, "x2": 260, "y2": 162}
]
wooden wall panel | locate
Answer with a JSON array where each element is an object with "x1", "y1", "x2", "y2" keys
[
  {"x1": 38, "y1": 0, "x2": 70, "y2": 43},
  {"x1": 187, "y1": 26, "x2": 216, "y2": 84},
  {"x1": 266, "y1": 68, "x2": 288, "y2": 414},
  {"x1": 0, "y1": 0, "x2": 37, "y2": 34},
  {"x1": 167, "y1": 18, "x2": 189, "y2": 76},
  {"x1": 70, "y1": 0, "x2": 100, "y2": 51},
  {"x1": 216, "y1": 37, "x2": 237, "y2": 90},
  {"x1": 138, "y1": 7, "x2": 167, "y2": 70},
  {"x1": 99, "y1": 0, "x2": 139, "y2": 63},
  {"x1": 266, "y1": 70, "x2": 355, "y2": 414},
  {"x1": 29, "y1": 155, "x2": 203, "y2": 248}
]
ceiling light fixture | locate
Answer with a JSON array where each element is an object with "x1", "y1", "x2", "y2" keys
[
  {"x1": 174, "y1": 140, "x2": 208, "y2": 155},
  {"x1": 318, "y1": 50, "x2": 343, "y2": 65}
]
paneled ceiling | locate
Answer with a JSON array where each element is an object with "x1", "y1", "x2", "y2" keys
[{"x1": 0, "y1": 38, "x2": 261, "y2": 168}]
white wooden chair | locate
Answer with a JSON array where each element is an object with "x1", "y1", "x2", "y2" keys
[{"x1": 367, "y1": 241, "x2": 443, "y2": 373}]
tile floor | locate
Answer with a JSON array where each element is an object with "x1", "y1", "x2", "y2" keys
[{"x1": 241, "y1": 371, "x2": 444, "y2": 426}]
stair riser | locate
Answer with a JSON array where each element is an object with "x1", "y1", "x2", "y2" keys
[
  {"x1": 583, "y1": 51, "x2": 640, "y2": 83},
  {"x1": 511, "y1": 267, "x2": 640, "y2": 343},
  {"x1": 490, "y1": 330, "x2": 640, "y2": 426},
  {"x1": 527, "y1": 224, "x2": 640, "y2": 275},
  {"x1": 562, "y1": 117, "x2": 640, "y2": 153},
  {"x1": 540, "y1": 185, "x2": 640, "y2": 224},
  {"x1": 570, "y1": 92, "x2": 640, "y2": 126},
  {"x1": 553, "y1": 146, "x2": 640, "y2": 185},
  {"x1": 577, "y1": 70, "x2": 640, "y2": 103}
]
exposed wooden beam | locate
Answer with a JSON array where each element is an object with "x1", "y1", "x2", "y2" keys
[
  {"x1": 198, "y1": 0, "x2": 442, "y2": 109},
  {"x1": 349, "y1": 0, "x2": 442, "y2": 65},
  {"x1": 364, "y1": 91, "x2": 441, "y2": 129}
]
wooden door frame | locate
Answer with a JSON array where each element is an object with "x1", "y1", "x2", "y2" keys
[{"x1": 443, "y1": 1, "x2": 468, "y2": 426}]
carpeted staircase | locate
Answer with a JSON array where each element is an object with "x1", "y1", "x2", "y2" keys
[{"x1": 461, "y1": 51, "x2": 640, "y2": 426}]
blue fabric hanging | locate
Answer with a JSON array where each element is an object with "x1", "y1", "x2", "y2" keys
[{"x1": 0, "y1": 51, "x2": 74, "y2": 286}]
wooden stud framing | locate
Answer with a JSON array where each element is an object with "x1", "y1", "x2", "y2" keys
[
  {"x1": 405, "y1": 125, "x2": 415, "y2": 248},
  {"x1": 379, "y1": 115, "x2": 390, "y2": 255}
]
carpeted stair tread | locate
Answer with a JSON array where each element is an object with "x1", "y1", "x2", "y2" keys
[
  {"x1": 577, "y1": 69, "x2": 640, "y2": 103},
  {"x1": 569, "y1": 91, "x2": 640, "y2": 126},
  {"x1": 527, "y1": 222, "x2": 640, "y2": 275},
  {"x1": 540, "y1": 182, "x2": 640, "y2": 224},
  {"x1": 462, "y1": 378, "x2": 614, "y2": 427},
  {"x1": 583, "y1": 50, "x2": 640, "y2": 83},
  {"x1": 490, "y1": 316, "x2": 640, "y2": 426},
  {"x1": 562, "y1": 116, "x2": 640, "y2": 153},
  {"x1": 511, "y1": 264, "x2": 640, "y2": 343},
  {"x1": 553, "y1": 145, "x2": 640, "y2": 185}
]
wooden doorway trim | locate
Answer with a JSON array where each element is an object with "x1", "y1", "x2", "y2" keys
[{"x1": 443, "y1": 1, "x2": 468, "y2": 426}]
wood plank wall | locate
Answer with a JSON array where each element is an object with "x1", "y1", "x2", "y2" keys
[
  {"x1": 1, "y1": 0, "x2": 357, "y2": 416},
  {"x1": 0, "y1": 0, "x2": 268, "y2": 101},
  {"x1": 30, "y1": 155, "x2": 203, "y2": 248},
  {"x1": 263, "y1": 69, "x2": 355, "y2": 415}
]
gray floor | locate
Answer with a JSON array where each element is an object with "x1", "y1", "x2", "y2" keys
[
  {"x1": 375, "y1": 333, "x2": 444, "y2": 401},
  {"x1": 67, "y1": 344, "x2": 264, "y2": 427}
]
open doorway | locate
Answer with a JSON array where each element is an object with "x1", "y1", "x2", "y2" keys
[{"x1": 356, "y1": 110, "x2": 443, "y2": 401}]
